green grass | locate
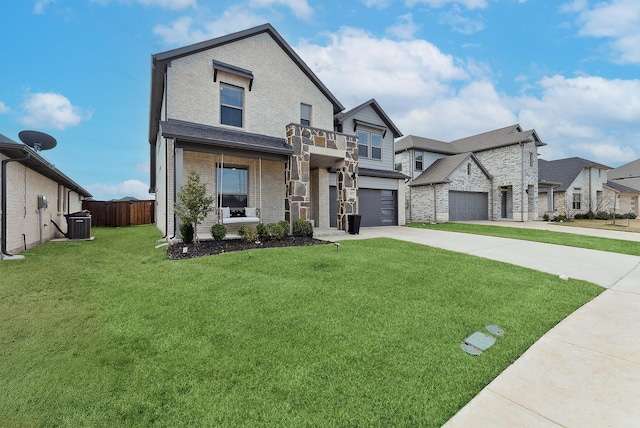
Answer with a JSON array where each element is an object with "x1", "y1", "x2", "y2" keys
[
  {"x1": 408, "y1": 222, "x2": 640, "y2": 256},
  {"x1": 0, "y1": 226, "x2": 602, "y2": 427}
]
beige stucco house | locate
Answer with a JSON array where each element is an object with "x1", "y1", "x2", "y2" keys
[
  {"x1": 149, "y1": 24, "x2": 405, "y2": 238},
  {"x1": 395, "y1": 125, "x2": 544, "y2": 222},
  {"x1": 0, "y1": 133, "x2": 92, "y2": 258}
]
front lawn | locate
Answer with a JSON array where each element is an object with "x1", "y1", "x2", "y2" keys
[
  {"x1": 0, "y1": 226, "x2": 602, "y2": 427},
  {"x1": 408, "y1": 222, "x2": 640, "y2": 256}
]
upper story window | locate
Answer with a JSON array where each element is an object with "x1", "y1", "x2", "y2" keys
[
  {"x1": 529, "y1": 152, "x2": 534, "y2": 167},
  {"x1": 357, "y1": 130, "x2": 383, "y2": 160},
  {"x1": 467, "y1": 163, "x2": 471, "y2": 175},
  {"x1": 300, "y1": 104, "x2": 311, "y2": 126},
  {"x1": 415, "y1": 151, "x2": 424, "y2": 171},
  {"x1": 220, "y1": 83, "x2": 243, "y2": 127}
]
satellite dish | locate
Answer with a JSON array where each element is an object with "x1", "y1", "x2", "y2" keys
[{"x1": 18, "y1": 130, "x2": 57, "y2": 152}]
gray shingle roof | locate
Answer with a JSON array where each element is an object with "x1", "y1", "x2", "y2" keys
[
  {"x1": 538, "y1": 157, "x2": 612, "y2": 192},
  {"x1": 394, "y1": 124, "x2": 545, "y2": 155},
  {"x1": 160, "y1": 119, "x2": 293, "y2": 156},
  {"x1": 606, "y1": 180, "x2": 640, "y2": 194},
  {"x1": 394, "y1": 135, "x2": 456, "y2": 155},
  {"x1": 0, "y1": 133, "x2": 92, "y2": 197},
  {"x1": 335, "y1": 99, "x2": 403, "y2": 138},
  {"x1": 609, "y1": 158, "x2": 640, "y2": 180},
  {"x1": 409, "y1": 152, "x2": 491, "y2": 186},
  {"x1": 358, "y1": 167, "x2": 408, "y2": 180}
]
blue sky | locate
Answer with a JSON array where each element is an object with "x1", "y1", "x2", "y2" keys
[{"x1": 1, "y1": 0, "x2": 639, "y2": 200}]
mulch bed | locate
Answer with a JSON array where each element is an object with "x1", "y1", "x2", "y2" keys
[{"x1": 167, "y1": 236, "x2": 330, "y2": 259}]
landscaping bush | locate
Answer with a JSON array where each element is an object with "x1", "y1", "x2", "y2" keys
[
  {"x1": 257, "y1": 223, "x2": 287, "y2": 241},
  {"x1": 552, "y1": 214, "x2": 566, "y2": 222},
  {"x1": 595, "y1": 211, "x2": 611, "y2": 220},
  {"x1": 623, "y1": 213, "x2": 637, "y2": 219},
  {"x1": 542, "y1": 213, "x2": 549, "y2": 221},
  {"x1": 210, "y1": 224, "x2": 227, "y2": 241},
  {"x1": 293, "y1": 219, "x2": 313, "y2": 237},
  {"x1": 238, "y1": 225, "x2": 257, "y2": 242},
  {"x1": 278, "y1": 220, "x2": 291, "y2": 236},
  {"x1": 179, "y1": 222, "x2": 194, "y2": 244},
  {"x1": 574, "y1": 213, "x2": 587, "y2": 220}
]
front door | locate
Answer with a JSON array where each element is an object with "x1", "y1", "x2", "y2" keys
[{"x1": 501, "y1": 191, "x2": 508, "y2": 218}]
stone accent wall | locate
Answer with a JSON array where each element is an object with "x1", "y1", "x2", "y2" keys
[{"x1": 286, "y1": 124, "x2": 357, "y2": 230}]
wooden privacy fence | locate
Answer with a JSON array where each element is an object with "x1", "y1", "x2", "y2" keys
[{"x1": 82, "y1": 200, "x2": 155, "y2": 227}]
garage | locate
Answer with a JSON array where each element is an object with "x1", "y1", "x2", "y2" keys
[
  {"x1": 330, "y1": 187, "x2": 397, "y2": 227},
  {"x1": 449, "y1": 191, "x2": 488, "y2": 221}
]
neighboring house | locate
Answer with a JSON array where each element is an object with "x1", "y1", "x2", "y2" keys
[
  {"x1": 395, "y1": 125, "x2": 544, "y2": 222},
  {"x1": 334, "y1": 99, "x2": 405, "y2": 227},
  {"x1": 148, "y1": 24, "x2": 404, "y2": 238},
  {"x1": 603, "y1": 180, "x2": 640, "y2": 216},
  {"x1": 609, "y1": 158, "x2": 640, "y2": 192},
  {"x1": 538, "y1": 157, "x2": 613, "y2": 217},
  {"x1": 0, "y1": 133, "x2": 92, "y2": 258}
]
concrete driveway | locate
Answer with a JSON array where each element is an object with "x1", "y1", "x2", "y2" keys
[{"x1": 320, "y1": 223, "x2": 640, "y2": 427}]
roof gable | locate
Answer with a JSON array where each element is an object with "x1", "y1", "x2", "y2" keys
[
  {"x1": 149, "y1": 23, "x2": 344, "y2": 143},
  {"x1": 335, "y1": 99, "x2": 402, "y2": 138},
  {"x1": 538, "y1": 157, "x2": 611, "y2": 191},
  {"x1": 409, "y1": 152, "x2": 491, "y2": 186}
]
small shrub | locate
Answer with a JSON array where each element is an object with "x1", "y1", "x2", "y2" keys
[
  {"x1": 293, "y1": 219, "x2": 313, "y2": 237},
  {"x1": 552, "y1": 214, "x2": 566, "y2": 222},
  {"x1": 179, "y1": 222, "x2": 194, "y2": 245},
  {"x1": 542, "y1": 213, "x2": 549, "y2": 221},
  {"x1": 257, "y1": 223, "x2": 287, "y2": 241},
  {"x1": 278, "y1": 220, "x2": 290, "y2": 236},
  {"x1": 574, "y1": 213, "x2": 587, "y2": 220},
  {"x1": 623, "y1": 213, "x2": 637, "y2": 219},
  {"x1": 238, "y1": 225, "x2": 257, "y2": 242},
  {"x1": 595, "y1": 211, "x2": 610, "y2": 220},
  {"x1": 210, "y1": 224, "x2": 227, "y2": 241}
]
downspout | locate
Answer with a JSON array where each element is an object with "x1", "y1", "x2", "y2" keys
[
  {"x1": 520, "y1": 142, "x2": 524, "y2": 222},
  {"x1": 2, "y1": 151, "x2": 31, "y2": 257},
  {"x1": 432, "y1": 184, "x2": 436, "y2": 223}
]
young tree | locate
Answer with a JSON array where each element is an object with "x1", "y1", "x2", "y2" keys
[{"x1": 175, "y1": 168, "x2": 214, "y2": 243}]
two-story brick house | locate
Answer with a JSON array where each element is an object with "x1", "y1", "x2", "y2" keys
[
  {"x1": 538, "y1": 157, "x2": 639, "y2": 218},
  {"x1": 149, "y1": 24, "x2": 404, "y2": 238},
  {"x1": 395, "y1": 125, "x2": 544, "y2": 222}
]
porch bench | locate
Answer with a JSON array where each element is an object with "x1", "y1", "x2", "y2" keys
[{"x1": 218, "y1": 207, "x2": 260, "y2": 235}]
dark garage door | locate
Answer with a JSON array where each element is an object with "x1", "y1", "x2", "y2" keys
[
  {"x1": 329, "y1": 187, "x2": 397, "y2": 227},
  {"x1": 449, "y1": 191, "x2": 488, "y2": 221}
]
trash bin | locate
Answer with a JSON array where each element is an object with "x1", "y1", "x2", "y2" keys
[
  {"x1": 347, "y1": 214, "x2": 361, "y2": 235},
  {"x1": 66, "y1": 211, "x2": 92, "y2": 239}
]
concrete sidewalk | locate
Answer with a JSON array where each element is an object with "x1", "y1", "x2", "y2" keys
[{"x1": 319, "y1": 225, "x2": 640, "y2": 427}]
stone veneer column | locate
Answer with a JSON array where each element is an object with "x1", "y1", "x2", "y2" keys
[{"x1": 285, "y1": 124, "x2": 358, "y2": 231}]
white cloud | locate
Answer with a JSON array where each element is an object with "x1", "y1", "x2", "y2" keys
[
  {"x1": 19, "y1": 92, "x2": 91, "y2": 130},
  {"x1": 567, "y1": 0, "x2": 640, "y2": 63},
  {"x1": 34, "y1": 0, "x2": 55, "y2": 14},
  {"x1": 86, "y1": 179, "x2": 153, "y2": 201},
  {"x1": 438, "y1": 6, "x2": 485, "y2": 34},
  {"x1": 386, "y1": 14, "x2": 420, "y2": 40},
  {"x1": 136, "y1": 0, "x2": 196, "y2": 9},
  {"x1": 517, "y1": 75, "x2": 640, "y2": 165},
  {"x1": 363, "y1": 0, "x2": 392, "y2": 8},
  {"x1": 0, "y1": 101, "x2": 9, "y2": 114},
  {"x1": 405, "y1": 0, "x2": 488, "y2": 9},
  {"x1": 248, "y1": 0, "x2": 313, "y2": 19},
  {"x1": 153, "y1": 7, "x2": 269, "y2": 45}
]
